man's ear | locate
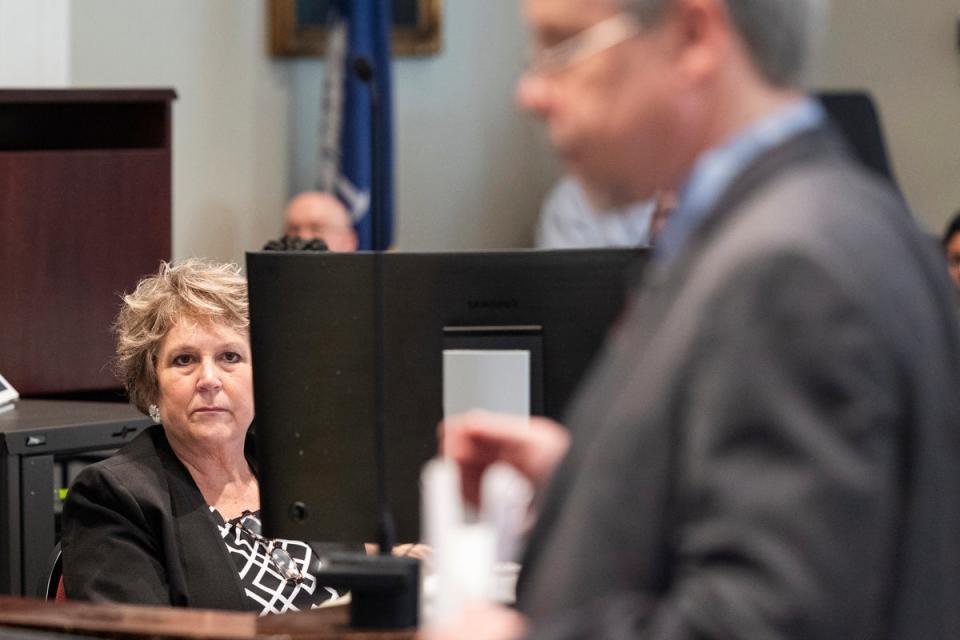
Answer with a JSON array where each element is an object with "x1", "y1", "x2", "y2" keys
[{"x1": 668, "y1": 0, "x2": 731, "y2": 85}]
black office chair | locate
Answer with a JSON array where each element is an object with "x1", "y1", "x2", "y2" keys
[
  {"x1": 35, "y1": 542, "x2": 64, "y2": 601},
  {"x1": 816, "y1": 91, "x2": 900, "y2": 193}
]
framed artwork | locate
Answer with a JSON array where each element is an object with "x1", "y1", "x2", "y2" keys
[{"x1": 270, "y1": 0, "x2": 443, "y2": 57}]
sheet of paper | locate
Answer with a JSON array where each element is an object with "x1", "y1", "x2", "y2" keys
[{"x1": 442, "y1": 350, "x2": 530, "y2": 417}]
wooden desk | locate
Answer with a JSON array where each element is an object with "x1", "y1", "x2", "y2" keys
[{"x1": 0, "y1": 597, "x2": 414, "y2": 640}]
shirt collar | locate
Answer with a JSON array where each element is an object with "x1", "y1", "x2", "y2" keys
[{"x1": 653, "y1": 97, "x2": 826, "y2": 262}]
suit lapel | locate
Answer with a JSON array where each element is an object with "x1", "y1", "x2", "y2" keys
[
  {"x1": 607, "y1": 125, "x2": 848, "y2": 367},
  {"x1": 678, "y1": 125, "x2": 849, "y2": 268},
  {"x1": 154, "y1": 430, "x2": 252, "y2": 611}
]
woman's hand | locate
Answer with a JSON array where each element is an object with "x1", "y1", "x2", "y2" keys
[
  {"x1": 392, "y1": 542, "x2": 431, "y2": 560},
  {"x1": 363, "y1": 542, "x2": 433, "y2": 571}
]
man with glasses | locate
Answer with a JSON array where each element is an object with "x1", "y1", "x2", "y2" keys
[{"x1": 435, "y1": 0, "x2": 960, "y2": 638}]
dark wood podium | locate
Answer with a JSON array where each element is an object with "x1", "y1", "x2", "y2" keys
[{"x1": 0, "y1": 89, "x2": 175, "y2": 396}]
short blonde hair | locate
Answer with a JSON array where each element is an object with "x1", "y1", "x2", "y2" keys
[{"x1": 115, "y1": 258, "x2": 248, "y2": 414}]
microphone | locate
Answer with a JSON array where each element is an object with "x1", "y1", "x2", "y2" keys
[
  {"x1": 304, "y1": 50, "x2": 418, "y2": 630},
  {"x1": 351, "y1": 54, "x2": 382, "y2": 250},
  {"x1": 352, "y1": 55, "x2": 375, "y2": 84},
  {"x1": 291, "y1": 29, "x2": 418, "y2": 630},
  {"x1": 351, "y1": 53, "x2": 394, "y2": 555}
]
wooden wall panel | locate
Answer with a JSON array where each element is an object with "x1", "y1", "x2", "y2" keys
[{"x1": 0, "y1": 90, "x2": 174, "y2": 395}]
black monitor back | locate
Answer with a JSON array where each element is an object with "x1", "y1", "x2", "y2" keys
[
  {"x1": 817, "y1": 91, "x2": 898, "y2": 190},
  {"x1": 247, "y1": 249, "x2": 646, "y2": 544}
]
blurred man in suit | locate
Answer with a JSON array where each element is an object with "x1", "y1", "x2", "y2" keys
[
  {"x1": 434, "y1": 0, "x2": 960, "y2": 638},
  {"x1": 283, "y1": 191, "x2": 357, "y2": 252}
]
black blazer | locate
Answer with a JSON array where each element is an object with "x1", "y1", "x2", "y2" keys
[{"x1": 61, "y1": 425, "x2": 259, "y2": 610}]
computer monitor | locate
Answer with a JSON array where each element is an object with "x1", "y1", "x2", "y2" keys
[
  {"x1": 817, "y1": 91, "x2": 898, "y2": 189},
  {"x1": 246, "y1": 248, "x2": 646, "y2": 544}
]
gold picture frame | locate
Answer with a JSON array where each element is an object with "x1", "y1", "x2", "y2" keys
[{"x1": 270, "y1": 0, "x2": 442, "y2": 57}]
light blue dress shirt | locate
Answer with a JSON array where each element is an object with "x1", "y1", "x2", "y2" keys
[{"x1": 654, "y1": 98, "x2": 827, "y2": 262}]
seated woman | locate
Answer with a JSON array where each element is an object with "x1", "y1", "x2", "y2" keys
[{"x1": 62, "y1": 258, "x2": 348, "y2": 613}]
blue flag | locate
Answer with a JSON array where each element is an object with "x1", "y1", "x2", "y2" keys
[{"x1": 317, "y1": 0, "x2": 394, "y2": 250}]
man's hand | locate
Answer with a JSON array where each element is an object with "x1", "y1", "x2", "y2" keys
[
  {"x1": 441, "y1": 410, "x2": 570, "y2": 506},
  {"x1": 420, "y1": 602, "x2": 527, "y2": 640}
]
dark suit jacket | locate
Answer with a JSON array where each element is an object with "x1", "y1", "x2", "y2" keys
[
  {"x1": 517, "y1": 126, "x2": 960, "y2": 638},
  {"x1": 61, "y1": 425, "x2": 260, "y2": 610}
]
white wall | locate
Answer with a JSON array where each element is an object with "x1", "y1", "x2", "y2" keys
[
  {"x1": 70, "y1": 0, "x2": 291, "y2": 264},
  {"x1": 69, "y1": 1, "x2": 556, "y2": 261},
  {"x1": 0, "y1": 0, "x2": 70, "y2": 86},
  {"x1": 816, "y1": 0, "x2": 960, "y2": 232}
]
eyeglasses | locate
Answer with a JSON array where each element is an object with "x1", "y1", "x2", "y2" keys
[
  {"x1": 231, "y1": 512, "x2": 304, "y2": 584},
  {"x1": 524, "y1": 12, "x2": 643, "y2": 77}
]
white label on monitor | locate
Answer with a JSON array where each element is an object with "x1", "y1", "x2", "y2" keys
[{"x1": 443, "y1": 350, "x2": 530, "y2": 418}]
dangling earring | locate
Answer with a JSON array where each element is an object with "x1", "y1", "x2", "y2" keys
[{"x1": 148, "y1": 404, "x2": 161, "y2": 423}]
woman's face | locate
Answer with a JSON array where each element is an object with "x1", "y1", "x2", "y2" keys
[{"x1": 154, "y1": 318, "x2": 254, "y2": 450}]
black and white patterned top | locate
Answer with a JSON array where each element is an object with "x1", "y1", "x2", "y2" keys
[{"x1": 211, "y1": 507, "x2": 340, "y2": 615}]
